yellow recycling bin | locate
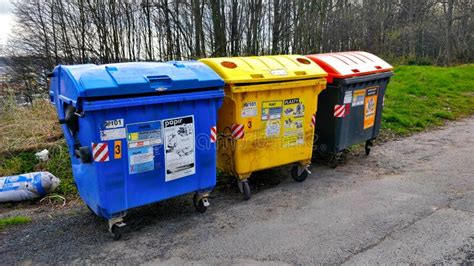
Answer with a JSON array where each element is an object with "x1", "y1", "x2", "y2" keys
[{"x1": 200, "y1": 55, "x2": 327, "y2": 199}]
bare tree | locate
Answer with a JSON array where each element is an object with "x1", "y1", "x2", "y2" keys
[{"x1": 4, "y1": 0, "x2": 472, "y2": 93}]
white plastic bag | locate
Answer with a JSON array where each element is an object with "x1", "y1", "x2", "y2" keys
[
  {"x1": 0, "y1": 172, "x2": 60, "y2": 202},
  {"x1": 35, "y1": 149, "x2": 50, "y2": 161}
]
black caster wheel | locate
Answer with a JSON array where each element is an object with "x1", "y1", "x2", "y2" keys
[
  {"x1": 241, "y1": 181, "x2": 251, "y2": 201},
  {"x1": 340, "y1": 150, "x2": 349, "y2": 164},
  {"x1": 365, "y1": 141, "x2": 373, "y2": 156},
  {"x1": 329, "y1": 155, "x2": 338, "y2": 169},
  {"x1": 193, "y1": 194, "x2": 209, "y2": 213},
  {"x1": 111, "y1": 224, "x2": 126, "y2": 240},
  {"x1": 291, "y1": 165, "x2": 309, "y2": 182}
]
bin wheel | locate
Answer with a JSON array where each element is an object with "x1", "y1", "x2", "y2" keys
[
  {"x1": 193, "y1": 194, "x2": 209, "y2": 213},
  {"x1": 329, "y1": 155, "x2": 338, "y2": 169},
  {"x1": 110, "y1": 223, "x2": 126, "y2": 240},
  {"x1": 291, "y1": 165, "x2": 309, "y2": 182},
  {"x1": 365, "y1": 140, "x2": 373, "y2": 156},
  {"x1": 241, "y1": 181, "x2": 251, "y2": 201},
  {"x1": 340, "y1": 150, "x2": 349, "y2": 164}
]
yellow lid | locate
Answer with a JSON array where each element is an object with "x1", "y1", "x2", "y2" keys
[{"x1": 199, "y1": 55, "x2": 327, "y2": 84}]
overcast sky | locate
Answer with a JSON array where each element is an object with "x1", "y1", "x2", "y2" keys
[{"x1": 0, "y1": 0, "x2": 14, "y2": 46}]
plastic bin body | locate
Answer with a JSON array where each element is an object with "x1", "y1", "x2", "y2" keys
[
  {"x1": 200, "y1": 55, "x2": 327, "y2": 179},
  {"x1": 50, "y1": 62, "x2": 224, "y2": 219},
  {"x1": 306, "y1": 52, "x2": 393, "y2": 154}
]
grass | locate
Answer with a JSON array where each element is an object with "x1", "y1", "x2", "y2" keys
[
  {"x1": 382, "y1": 64, "x2": 474, "y2": 135},
  {"x1": 0, "y1": 64, "x2": 473, "y2": 199},
  {"x1": 0, "y1": 97, "x2": 63, "y2": 156},
  {"x1": 0, "y1": 216, "x2": 32, "y2": 230},
  {"x1": 0, "y1": 144, "x2": 76, "y2": 196},
  {"x1": 0, "y1": 97, "x2": 76, "y2": 197}
]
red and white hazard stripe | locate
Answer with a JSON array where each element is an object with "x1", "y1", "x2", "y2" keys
[
  {"x1": 231, "y1": 124, "x2": 244, "y2": 140},
  {"x1": 210, "y1": 126, "x2": 217, "y2": 143},
  {"x1": 311, "y1": 114, "x2": 316, "y2": 127},
  {"x1": 92, "y1": 142, "x2": 109, "y2": 162},
  {"x1": 334, "y1": 104, "x2": 346, "y2": 118}
]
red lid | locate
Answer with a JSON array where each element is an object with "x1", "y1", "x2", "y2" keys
[{"x1": 306, "y1": 51, "x2": 393, "y2": 83}]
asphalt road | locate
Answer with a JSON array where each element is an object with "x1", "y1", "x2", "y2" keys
[{"x1": 1, "y1": 117, "x2": 473, "y2": 264}]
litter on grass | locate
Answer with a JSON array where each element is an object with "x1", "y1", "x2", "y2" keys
[
  {"x1": 35, "y1": 149, "x2": 50, "y2": 162},
  {"x1": 0, "y1": 172, "x2": 60, "y2": 202}
]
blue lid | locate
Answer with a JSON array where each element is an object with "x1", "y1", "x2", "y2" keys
[{"x1": 51, "y1": 61, "x2": 224, "y2": 105}]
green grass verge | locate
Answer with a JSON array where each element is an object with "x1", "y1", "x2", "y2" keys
[
  {"x1": 0, "y1": 144, "x2": 76, "y2": 196},
  {"x1": 0, "y1": 216, "x2": 32, "y2": 230},
  {"x1": 383, "y1": 64, "x2": 474, "y2": 135}
]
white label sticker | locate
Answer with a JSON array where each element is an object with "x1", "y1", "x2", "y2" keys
[
  {"x1": 104, "y1": 119, "x2": 124, "y2": 129},
  {"x1": 270, "y1": 69, "x2": 288, "y2": 76},
  {"x1": 163, "y1": 116, "x2": 196, "y2": 182},
  {"x1": 100, "y1": 128, "x2": 126, "y2": 141},
  {"x1": 241, "y1": 101, "x2": 257, "y2": 117},
  {"x1": 282, "y1": 128, "x2": 304, "y2": 148},
  {"x1": 344, "y1": 91, "x2": 353, "y2": 104},
  {"x1": 128, "y1": 139, "x2": 162, "y2": 149},
  {"x1": 265, "y1": 120, "x2": 281, "y2": 137}
]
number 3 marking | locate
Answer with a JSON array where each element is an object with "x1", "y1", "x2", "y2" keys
[{"x1": 114, "y1": 140, "x2": 122, "y2": 159}]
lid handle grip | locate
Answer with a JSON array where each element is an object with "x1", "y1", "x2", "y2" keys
[{"x1": 146, "y1": 75, "x2": 172, "y2": 89}]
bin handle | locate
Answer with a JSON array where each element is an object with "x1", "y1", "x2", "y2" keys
[
  {"x1": 59, "y1": 105, "x2": 92, "y2": 163},
  {"x1": 146, "y1": 75, "x2": 172, "y2": 90}
]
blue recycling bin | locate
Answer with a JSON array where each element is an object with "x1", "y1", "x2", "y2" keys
[{"x1": 49, "y1": 62, "x2": 224, "y2": 238}]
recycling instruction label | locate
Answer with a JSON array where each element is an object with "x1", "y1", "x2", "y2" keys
[
  {"x1": 282, "y1": 98, "x2": 305, "y2": 148},
  {"x1": 163, "y1": 116, "x2": 196, "y2": 182},
  {"x1": 364, "y1": 87, "x2": 378, "y2": 129},
  {"x1": 126, "y1": 121, "x2": 163, "y2": 175},
  {"x1": 261, "y1": 100, "x2": 283, "y2": 137}
]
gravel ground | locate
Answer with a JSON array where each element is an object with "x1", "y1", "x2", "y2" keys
[{"x1": 1, "y1": 117, "x2": 473, "y2": 265}]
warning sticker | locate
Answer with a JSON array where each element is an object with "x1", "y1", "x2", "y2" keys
[
  {"x1": 344, "y1": 91, "x2": 353, "y2": 104},
  {"x1": 364, "y1": 87, "x2": 378, "y2": 129},
  {"x1": 352, "y1": 89, "x2": 366, "y2": 107},
  {"x1": 241, "y1": 101, "x2": 257, "y2": 117},
  {"x1": 262, "y1": 101, "x2": 282, "y2": 137},
  {"x1": 163, "y1": 116, "x2": 196, "y2": 182},
  {"x1": 100, "y1": 128, "x2": 126, "y2": 141},
  {"x1": 282, "y1": 98, "x2": 305, "y2": 147},
  {"x1": 126, "y1": 121, "x2": 163, "y2": 174}
]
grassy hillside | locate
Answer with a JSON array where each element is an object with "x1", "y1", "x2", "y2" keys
[
  {"x1": 382, "y1": 64, "x2": 474, "y2": 135},
  {"x1": 0, "y1": 64, "x2": 473, "y2": 198}
]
